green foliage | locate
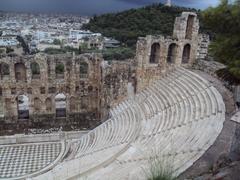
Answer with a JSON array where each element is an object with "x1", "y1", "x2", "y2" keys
[
  {"x1": 202, "y1": 0, "x2": 240, "y2": 78},
  {"x1": 103, "y1": 47, "x2": 135, "y2": 60},
  {"x1": 55, "y1": 63, "x2": 64, "y2": 74},
  {"x1": 44, "y1": 46, "x2": 80, "y2": 55},
  {"x1": 0, "y1": 49, "x2": 5, "y2": 54},
  {"x1": 53, "y1": 39, "x2": 62, "y2": 45},
  {"x1": 144, "y1": 154, "x2": 176, "y2": 180},
  {"x1": 31, "y1": 62, "x2": 40, "y2": 75},
  {"x1": 1, "y1": 63, "x2": 10, "y2": 75},
  {"x1": 6, "y1": 47, "x2": 14, "y2": 54},
  {"x1": 16, "y1": 35, "x2": 30, "y2": 54},
  {"x1": 44, "y1": 48, "x2": 66, "y2": 54},
  {"x1": 83, "y1": 3, "x2": 197, "y2": 47},
  {"x1": 80, "y1": 62, "x2": 88, "y2": 74}
]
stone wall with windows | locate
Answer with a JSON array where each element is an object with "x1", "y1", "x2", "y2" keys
[
  {"x1": 0, "y1": 12, "x2": 210, "y2": 135},
  {"x1": 0, "y1": 53, "x2": 105, "y2": 134},
  {"x1": 135, "y1": 12, "x2": 204, "y2": 92}
]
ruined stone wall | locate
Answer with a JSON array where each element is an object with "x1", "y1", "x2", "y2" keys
[
  {"x1": 0, "y1": 53, "x2": 105, "y2": 134},
  {"x1": 102, "y1": 60, "x2": 134, "y2": 109},
  {"x1": 0, "y1": 11, "x2": 211, "y2": 135},
  {"x1": 135, "y1": 12, "x2": 200, "y2": 92},
  {"x1": 197, "y1": 34, "x2": 210, "y2": 61}
]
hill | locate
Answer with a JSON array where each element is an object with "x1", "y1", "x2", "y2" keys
[{"x1": 83, "y1": 3, "x2": 198, "y2": 47}]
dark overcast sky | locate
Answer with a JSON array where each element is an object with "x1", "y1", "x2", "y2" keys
[{"x1": 0, "y1": 0, "x2": 219, "y2": 15}]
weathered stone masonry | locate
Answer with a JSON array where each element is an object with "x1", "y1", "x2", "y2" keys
[
  {"x1": 135, "y1": 12, "x2": 202, "y2": 91},
  {"x1": 0, "y1": 12, "x2": 209, "y2": 134},
  {"x1": 0, "y1": 53, "x2": 105, "y2": 134}
]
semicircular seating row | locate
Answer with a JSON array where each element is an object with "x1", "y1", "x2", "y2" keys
[{"x1": 33, "y1": 67, "x2": 225, "y2": 180}]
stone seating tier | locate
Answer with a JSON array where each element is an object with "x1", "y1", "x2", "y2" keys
[{"x1": 30, "y1": 67, "x2": 225, "y2": 180}]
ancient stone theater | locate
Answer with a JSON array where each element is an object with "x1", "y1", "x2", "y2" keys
[{"x1": 0, "y1": 12, "x2": 236, "y2": 180}]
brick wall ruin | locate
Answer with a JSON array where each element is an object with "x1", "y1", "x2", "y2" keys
[{"x1": 0, "y1": 12, "x2": 209, "y2": 134}]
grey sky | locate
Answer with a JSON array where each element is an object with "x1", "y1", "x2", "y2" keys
[{"x1": 0, "y1": 0, "x2": 219, "y2": 15}]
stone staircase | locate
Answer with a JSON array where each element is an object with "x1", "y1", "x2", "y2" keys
[{"x1": 33, "y1": 67, "x2": 225, "y2": 180}]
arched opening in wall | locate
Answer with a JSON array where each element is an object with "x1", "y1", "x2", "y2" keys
[
  {"x1": 185, "y1": 15, "x2": 195, "y2": 39},
  {"x1": 15, "y1": 63, "x2": 27, "y2": 82},
  {"x1": 150, "y1": 43, "x2": 160, "y2": 64},
  {"x1": 17, "y1": 95, "x2": 29, "y2": 119},
  {"x1": 182, "y1": 44, "x2": 191, "y2": 64},
  {"x1": 167, "y1": 43, "x2": 178, "y2": 64},
  {"x1": 80, "y1": 96, "x2": 88, "y2": 110},
  {"x1": 34, "y1": 97, "x2": 41, "y2": 112},
  {"x1": 45, "y1": 98, "x2": 52, "y2": 113},
  {"x1": 55, "y1": 93, "x2": 66, "y2": 117},
  {"x1": 70, "y1": 97, "x2": 76, "y2": 112},
  {"x1": 0, "y1": 63, "x2": 10, "y2": 80},
  {"x1": 55, "y1": 63, "x2": 65, "y2": 79},
  {"x1": 31, "y1": 62, "x2": 40, "y2": 79},
  {"x1": 80, "y1": 62, "x2": 88, "y2": 78}
]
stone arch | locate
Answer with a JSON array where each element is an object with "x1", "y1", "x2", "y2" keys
[
  {"x1": 31, "y1": 62, "x2": 40, "y2": 79},
  {"x1": 150, "y1": 43, "x2": 160, "y2": 64},
  {"x1": 185, "y1": 15, "x2": 195, "y2": 39},
  {"x1": 34, "y1": 97, "x2": 41, "y2": 112},
  {"x1": 0, "y1": 62, "x2": 10, "y2": 79},
  {"x1": 17, "y1": 95, "x2": 29, "y2": 119},
  {"x1": 70, "y1": 96, "x2": 76, "y2": 112},
  {"x1": 55, "y1": 93, "x2": 66, "y2": 117},
  {"x1": 55, "y1": 63, "x2": 65, "y2": 79},
  {"x1": 182, "y1": 44, "x2": 191, "y2": 64},
  {"x1": 80, "y1": 62, "x2": 89, "y2": 78},
  {"x1": 15, "y1": 63, "x2": 27, "y2": 82},
  {"x1": 167, "y1": 43, "x2": 178, "y2": 64},
  {"x1": 45, "y1": 98, "x2": 52, "y2": 112}
]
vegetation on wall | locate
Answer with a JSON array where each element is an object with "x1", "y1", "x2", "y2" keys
[
  {"x1": 55, "y1": 63, "x2": 65, "y2": 74},
  {"x1": 102, "y1": 47, "x2": 135, "y2": 60},
  {"x1": 83, "y1": 3, "x2": 197, "y2": 47},
  {"x1": 202, "y1": 0, "x2": 240, "y2": 79},
  {"x1": 16, "y1": 35, "x2": 30, "y2": 54}
]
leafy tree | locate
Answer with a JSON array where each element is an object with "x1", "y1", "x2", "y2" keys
[
  {"x1": 6, "y1": 47, "x2": 14, "y2": 54},
  {"x1": 55, "y1": 63, "x2": 65, "y2": 74},
  {"x1": 83, "y1": 3, "x2": 197, "y2": 47},
  {"x1": 53, "y1": 39, "x2": 62, "y2": 45},
  {"x1": 0, "y1": 49, "x2": 5, "y2": 54},
  {"x1": 202, "y1": 0, "x2": 240, "y2": 78},
  {"x1": 103, "y1": 47, "x2": 135, "y2": 60},
  {"x1": 16, "y1": 36, "x2": 30, "y2": 54},
  {"x1": 44, "y1": 48, "x2": 66, "y2": 54}
]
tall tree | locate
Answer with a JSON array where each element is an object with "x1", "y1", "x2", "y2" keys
[{"x1": 202, "y1": 0, "x2": 240, "y2": 77}]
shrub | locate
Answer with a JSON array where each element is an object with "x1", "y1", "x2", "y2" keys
[
  {"x1": 144, "y1": 150, "x2": 176, "y2": 180},
  {"x1": 103, "y1": 47, "x2": 135, "y2": 60},
  {"x1": 55, "y1": 63, "x2": 65, "y2": 74}
]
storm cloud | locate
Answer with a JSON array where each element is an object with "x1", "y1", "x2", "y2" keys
[{"x1": 0, "y1": 0, "x2": 219, "y2": 15}]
